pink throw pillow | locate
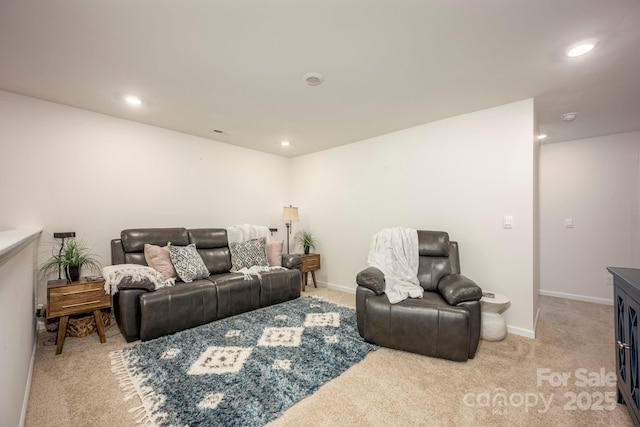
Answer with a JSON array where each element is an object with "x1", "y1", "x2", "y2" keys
[
  {"x1": 144, "y1": 244, "x2": 177, "y2": 281},
  {"x1": 266, "y1": 240, "x2": 283, "y2": 267}
]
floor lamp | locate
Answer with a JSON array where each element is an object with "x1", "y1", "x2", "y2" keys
[{"x1": 282, "y1": 205, "x2": 299, "y2": 254}]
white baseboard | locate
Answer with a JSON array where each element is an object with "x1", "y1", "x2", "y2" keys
[
  {"x1": 21, "y1": 320, "x2": 38, "y2": 427},
  {"x1": 317, "y1": 281, "x2": 356, "y2": 294},
  {"x1": 507, "y1": 306, "x2": 540, "y2": 339},
  {"x1": 539, "y1": 289, "x2": 613, "y2": 306},
  {"x1": 507, "y1": 324, "x2": 536, "y2": 339}
]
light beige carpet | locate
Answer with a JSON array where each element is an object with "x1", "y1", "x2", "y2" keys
[{"x1": 25, "y1": 288, "x2": 634, "y2": 426}]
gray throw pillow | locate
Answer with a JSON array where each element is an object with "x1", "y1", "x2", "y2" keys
[
  {"x1": 229, "y1": 238, "x2": 269, "y2": 271},
  {"x1": 168, "y1": 243, "x2": 209, "y2": 283}
]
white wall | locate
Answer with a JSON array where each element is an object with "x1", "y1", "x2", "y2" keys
[
  {"x1": 532, "y1": 109, "x2": 540, "y2": 327},
  {"x1": 290, "y1": 99, "x2": 538, "y2": 336},
  {"x1": 540, "y1": 131, "x2": 640, "y2": 304},
  {"x1": 0, "y1": 231, "x2": 40, "y2": 427},
  {"x1": 0, "y1": 91, "x2": 540, "y2": 336},
  {"x1": 0, "y1": 91, "x2": 291, "y2": 304}
]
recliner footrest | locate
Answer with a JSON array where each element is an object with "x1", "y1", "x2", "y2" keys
[
  {"x1": 139, "y1": 280, "x2": 217, "y2": 341},
  {"x1": 259, "y1": 269, "x2": 301, "y2": 307},
  {"x1": 214, "y1": 275, "x2": 260, "y2": 319},
  {"x1": 363, "y1": 294, "x2": 470, "y2": 361}
]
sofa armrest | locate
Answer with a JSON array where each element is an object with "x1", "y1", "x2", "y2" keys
[
  {"x1": 116, "y1": 277, "x2": 157, "y2": 293},
  {"x1": 114, "y1": 289, "x2": 147, "y2": 342},
  {"x1": 282, "y1": 254, "x2": 302, "y2": 270},
  {"x1": 356, "y1": 267, "x2": 386, "y2": 295},
  {"x1": 438, "y1": 274, "x2": 482, "y2": 305}
]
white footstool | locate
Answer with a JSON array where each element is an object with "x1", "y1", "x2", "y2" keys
[{"x1": 480, "y1": 292, "x2": 510, "y2": 341}]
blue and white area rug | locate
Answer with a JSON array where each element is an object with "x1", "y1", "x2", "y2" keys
[{"x1": 110, "y1": 297, "x2": 377, "y2": 426}]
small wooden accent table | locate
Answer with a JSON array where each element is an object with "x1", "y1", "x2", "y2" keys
[
  {"x1": 301, "y1": 253, "x2": 321, "y2": 291},
  {"x1": 46, "y1": 277, "x2": 112, "y2": 355}
]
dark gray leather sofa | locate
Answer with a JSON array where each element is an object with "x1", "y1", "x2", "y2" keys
[
  {"x1": 111, "y1": 227, "x2": 302, "y2": 342},
  {"x1": 355, "y1": 230, "x2": 482, "y2": 362}
]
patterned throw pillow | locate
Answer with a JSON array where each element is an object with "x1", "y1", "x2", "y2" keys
[
  {"x1": 168, "y1": 243, "x2": 210, "y2": 283},
  {"x1": 229, "y1": 238, "x2": 269, "y2": 271}
]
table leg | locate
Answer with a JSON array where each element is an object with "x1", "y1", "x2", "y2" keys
[
  {"x1": 94, "y1": 309, "x2": 107, "y2": 344},
  {"x1": 311, "y1": 271, "x2": 318, "y2": 288},
  {"x1": 55, "y1": 315, "x2": 69, "y2": 355}
]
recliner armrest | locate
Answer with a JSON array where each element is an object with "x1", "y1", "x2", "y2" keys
[
  {"x1": 356, "y1": 267, "x2": 386, "y2": 295},
  {"x1": 438, "y1": 274, "x2": 482, "y2": 305},
  {"x1": 282, "y1": 254, "x2": 302, "y2": 269}
]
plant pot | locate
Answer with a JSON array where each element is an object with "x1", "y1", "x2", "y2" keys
[
  {"x1": 65, "y1": 265, "x2": 81, "y2": 283},
  {"x1": 304, "y1": 245, "x2": 310, "y2": 255}
]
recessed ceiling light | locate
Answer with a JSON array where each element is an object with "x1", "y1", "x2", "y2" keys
[
  {"x1": 566, "y1": 41, "x2": 596, "y2": 57},
  {"x1": 561, "y1": 112, "x2": 578, "y2": 122},
  {"x1": 125, "y1": 95, "x2": 142, "y2": 105},
  {"x1": 281, "y1": 141, "x2": 290, "y2": 147},
  {"x1": 538, "y1": 134, "x2": 548, "y2": 140},
  {"x1": 303, "y1": 72, "x2": 324, "y2": 86}
]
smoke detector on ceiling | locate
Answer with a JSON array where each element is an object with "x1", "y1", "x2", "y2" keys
[
  {"x1": 303, "y1": 72, "x2": 324, "y2": 86},
  {"x1": 210, "y1": 128, "x2": 234, "y2": 135},
  {"x1": 561, "y1": 112, "x2": 578, "y2": 122}
]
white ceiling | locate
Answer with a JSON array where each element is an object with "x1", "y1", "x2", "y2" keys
[{"x1": 1, "y1": 0, "x2": 639, "y2": 158}]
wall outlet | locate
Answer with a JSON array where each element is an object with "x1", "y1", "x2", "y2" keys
[{"x1": 606, "y1": 274, "x2": 614, "y2": 286}]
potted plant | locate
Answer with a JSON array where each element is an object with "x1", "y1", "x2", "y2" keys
[
  {"x1": 294, "y1": 230, "x2": 318, "y2": 254},
  {"x1": 39, "y1": 238, "x2": 102, "y2": 283}
]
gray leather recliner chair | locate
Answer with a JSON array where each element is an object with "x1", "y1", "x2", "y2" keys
[{"x1": 355, "y1": 230, "x2": 482, "y2": 361}]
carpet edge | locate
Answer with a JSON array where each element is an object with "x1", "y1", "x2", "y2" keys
[{"x1": 303, "y1": 295, "x2": 354, "y2": 310}]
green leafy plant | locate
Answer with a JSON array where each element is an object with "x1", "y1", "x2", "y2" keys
[
  {"x1": 39, "y1": 238, "x2": 101, "y2": 282},
  {"x1": 294, "y1": 230, "x2": 318, "y2": 254}
]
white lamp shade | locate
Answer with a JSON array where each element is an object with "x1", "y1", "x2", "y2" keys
[{"x1": 282, "y1": 206, "x2": 299, "y2": 221}]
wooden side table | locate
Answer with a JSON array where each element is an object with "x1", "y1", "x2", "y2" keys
[
  {"x1": 46, "y1": 277, "x2": 112, "y2": 355},
  {"x1": 301, "y1": 253, "x2": 320, "y2": 291}
]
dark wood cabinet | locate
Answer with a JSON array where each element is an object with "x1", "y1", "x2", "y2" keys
[{"x1": 609, "y1": 267, "x2": 640, "y2": 426}]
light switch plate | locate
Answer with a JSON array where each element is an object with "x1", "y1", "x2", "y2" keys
[
  {"x1": 564, "y1": 218, "x2": 574, "y2": 228},
  {"x1": 503, "y1": 215, "x2": 513, "y2": 229}
]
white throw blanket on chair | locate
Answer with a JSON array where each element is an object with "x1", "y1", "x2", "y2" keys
[{"x1": 367, "y1": 227, "x2": 422, "y2": 304}]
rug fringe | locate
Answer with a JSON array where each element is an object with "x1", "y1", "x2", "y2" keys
[
  {"x1": 129, "y1": 404, "x2": 152, "y2": 425},
  {"x1": 109, "y1": 350, "x2": 157, "y2": 426}
]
